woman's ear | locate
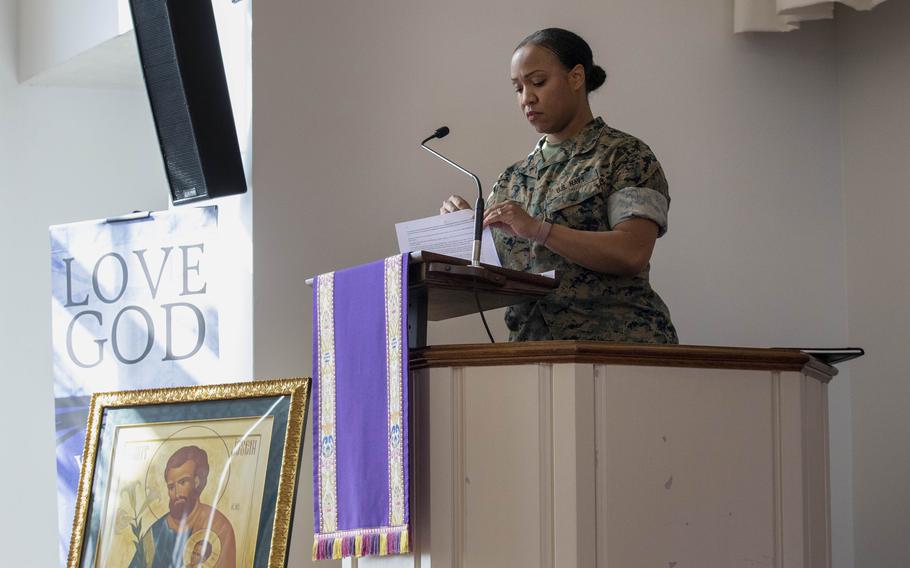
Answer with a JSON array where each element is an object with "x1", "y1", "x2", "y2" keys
[{"x1": 569, "y1": 63, "x2": 586, "y2": 92}]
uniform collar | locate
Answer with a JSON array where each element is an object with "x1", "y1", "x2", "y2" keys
[{"x1": 518, "y1": 117, "x2": 606, "y2": 178}]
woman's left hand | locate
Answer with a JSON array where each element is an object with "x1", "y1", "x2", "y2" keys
[{"x1": 483, "y1": 200, "x2": 541, "y2": 240}]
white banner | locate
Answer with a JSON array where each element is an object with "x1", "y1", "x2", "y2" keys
[{"x1": 50, "y1": 205, "x2": 252, "y2": 563}]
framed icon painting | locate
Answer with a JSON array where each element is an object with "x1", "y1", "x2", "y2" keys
[{"x1": 67, "y1": 379, "x2": 310, "y2": 568}]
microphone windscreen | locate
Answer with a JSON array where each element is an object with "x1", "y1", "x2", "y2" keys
[{"x1": 435, "y1": 126, "x2": 450, "y2": 139}]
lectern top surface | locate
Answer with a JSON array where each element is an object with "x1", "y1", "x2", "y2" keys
[{"x1": 410, "y1": 341, "x2": 840, "y2": 380}]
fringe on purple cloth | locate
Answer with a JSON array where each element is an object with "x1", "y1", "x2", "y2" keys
[{"x1": 313, "y1": 525, "x2": 410, "y2": 560}]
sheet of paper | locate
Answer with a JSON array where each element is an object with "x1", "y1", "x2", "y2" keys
[{"x1": 396, "y1": 209, "x2": 501, "y2": 266}]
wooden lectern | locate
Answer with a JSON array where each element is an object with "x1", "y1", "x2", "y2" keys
[
  {"x1": 334, "y1": 253, "x2": 836, "y2": 568},
  {"x1": 404, "y1": 251, "x2": 558, "y2": 348}
]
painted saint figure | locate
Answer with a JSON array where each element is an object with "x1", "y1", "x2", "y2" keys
[{"x1": 130, "y1": 445, "x2": 237, "y2": 568}]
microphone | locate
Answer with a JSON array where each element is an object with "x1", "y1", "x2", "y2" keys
[
  {"x1": 420, "y1": 126, "x2": 485, "y2": 268},
  {"x1": 421, "y1": 126, "x2": 449, "y2": 145}
]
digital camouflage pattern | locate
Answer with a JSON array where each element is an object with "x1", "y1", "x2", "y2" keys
[{"x1": 489, "y1": 117, "x2": 678, "y2": 343}]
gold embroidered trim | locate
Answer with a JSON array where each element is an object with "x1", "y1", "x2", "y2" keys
[
  {"x1": 316, "y1": 272, "x2": 339, "y2": 533},
  {"x1": 384, "y1": 255, "x2": 406, "y2": 526}
]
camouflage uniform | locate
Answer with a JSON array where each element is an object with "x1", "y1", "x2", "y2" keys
[{"x1": 490, "y1": 117, "x2": 678, "y2": 343}]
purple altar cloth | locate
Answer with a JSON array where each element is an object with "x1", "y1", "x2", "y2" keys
[{"x1": 312, "y1": 254, "x2": 410, "y2": 560}]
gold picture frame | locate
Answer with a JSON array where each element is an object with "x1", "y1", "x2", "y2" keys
[{"x1": 67, "y1": 378, "x2": 310, "y2": 568}]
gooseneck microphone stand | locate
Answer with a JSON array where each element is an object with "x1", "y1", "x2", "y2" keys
[
  {"x1": 420, "y1": 126, "x2": 496, "y2": 342},
  {"x1": 420, "y1": 127, "x2": 485, "y2": 268}
]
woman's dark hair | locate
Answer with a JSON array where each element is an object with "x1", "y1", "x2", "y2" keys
[{"x1": 516, "y1": 28, "x2": 607, "y2": 93}]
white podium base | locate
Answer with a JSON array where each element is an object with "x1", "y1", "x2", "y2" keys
[{"x1": 346, "y1": 345, "x2": 832, "y2": 568}]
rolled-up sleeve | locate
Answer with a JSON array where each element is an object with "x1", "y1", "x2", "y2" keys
[
  {"x1": 605, "y1": 140, "x2": 671, "y2": 237},
  {"x1": 607, "y1": 186, "x2": 670, "y2": 237}
]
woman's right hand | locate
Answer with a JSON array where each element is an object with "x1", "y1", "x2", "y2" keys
[{"x1": 439, "y1": 194, "x2": 472, "y2": 214}]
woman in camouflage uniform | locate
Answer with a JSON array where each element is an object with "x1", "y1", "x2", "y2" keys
[{"x1": 441, "y1": 28, "x2": 677, "y2": 343}]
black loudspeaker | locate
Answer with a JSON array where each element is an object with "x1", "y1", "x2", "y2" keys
[{"x1": 130, "y1": 0, "x2": 247, "y2": 205}]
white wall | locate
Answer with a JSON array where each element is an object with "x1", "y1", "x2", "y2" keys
[
  {"x1": 17, "y1": 0, "x2": 124, "y2": 81},
  {"x1": 0, "y1": 0, "x2": 167, "y2": 563},
  {"x1": 837, "y1": 2, "x2": 910, "y2": 567},
  {"x1": 251, "y1": 0, "x2": 852, "y2": 565}
]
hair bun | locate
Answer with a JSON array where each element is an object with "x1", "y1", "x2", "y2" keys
[{"x1": 588, "y1": 64, "x2": 607, "y2": 92}]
